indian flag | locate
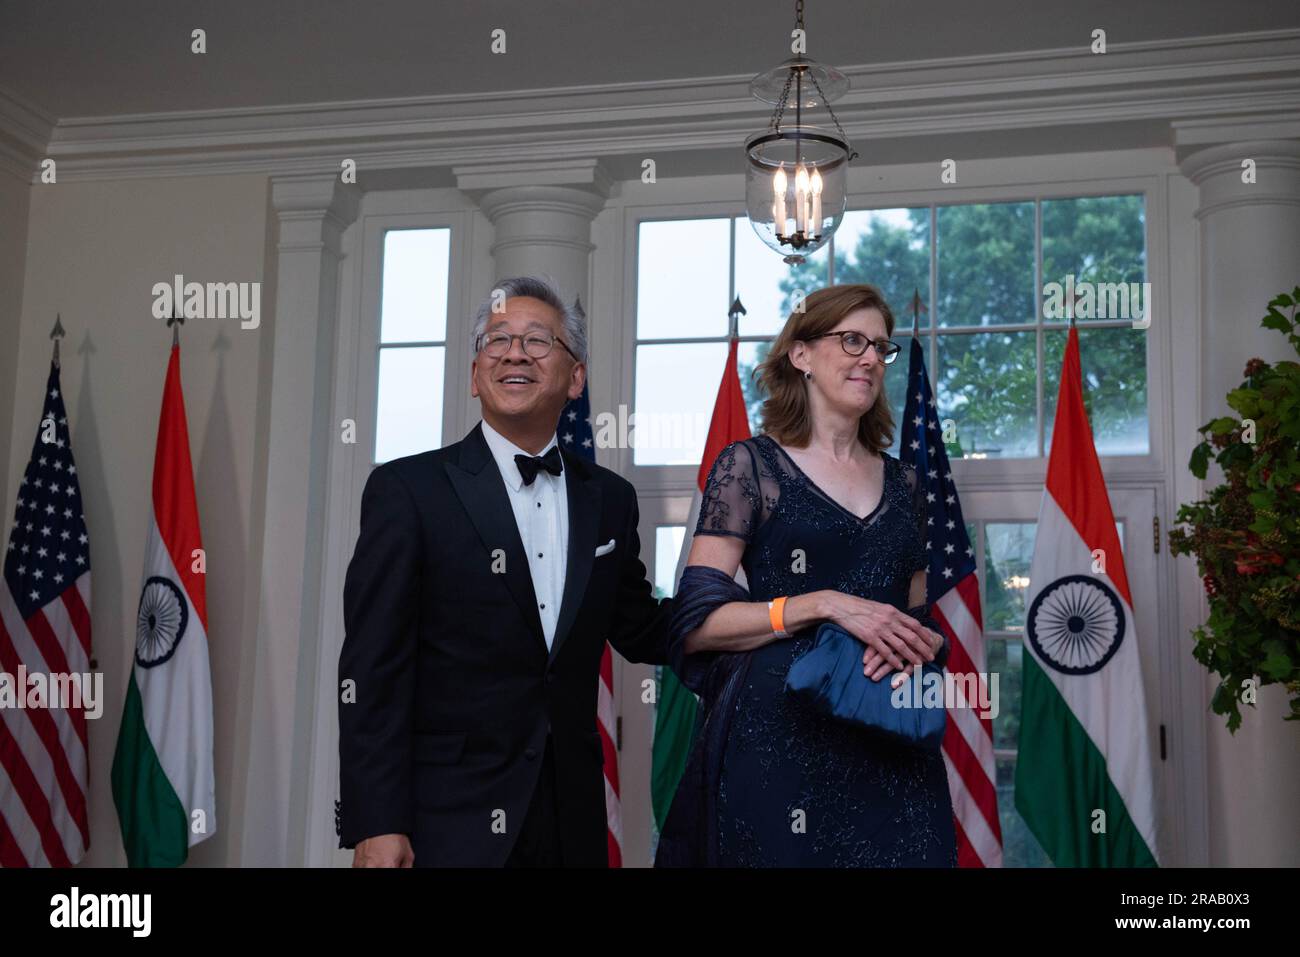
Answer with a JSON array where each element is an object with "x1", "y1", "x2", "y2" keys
[
  {"x1": 111, "y1": 343, "x2": 216, "y2": 866},
  {"x1": 1014, "y1": 325, "x2": 1158, "y2": 866}
]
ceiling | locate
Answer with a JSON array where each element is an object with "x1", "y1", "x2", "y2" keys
[{"x1": 2, "y1": 0, "x2": 1299, "y2": 120}]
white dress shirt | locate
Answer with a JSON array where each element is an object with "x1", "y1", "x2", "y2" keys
[{"x1": 480, "y1": 419, "x2": 569, "y2": 650}]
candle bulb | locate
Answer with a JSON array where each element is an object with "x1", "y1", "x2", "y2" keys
[
  {"x1": 794, "y1": 165, "x2": 809, "y2": 235},
  {"x1": 810, "y1": 168, "x2": 823, "y2": 238},
  {"x1": 773, "y1": 167, "x2": 788, "y2": 238}
]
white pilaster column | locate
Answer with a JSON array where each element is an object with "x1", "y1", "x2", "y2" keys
[
  {"x1": 236, "y1": 173, "x2": 359, "y2": 865},
  {"x1": 455, "y1": 159, "x2": 611, "y2": 309},
  {"x1": 1178, "y1": 139, "x2": 1300, "y2": 866}
]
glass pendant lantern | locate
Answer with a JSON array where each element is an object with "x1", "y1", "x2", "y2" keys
[{"x1": 744, "y1": 0, "x2": 857, "y2": 264}]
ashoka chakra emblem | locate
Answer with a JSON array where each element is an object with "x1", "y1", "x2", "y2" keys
[
  {"x1": 136, "y1": 575, "x2": 188, "y2": 669},
  {"x1": 1026, "y1": 574, "x2": 1125, "y2": 675}
]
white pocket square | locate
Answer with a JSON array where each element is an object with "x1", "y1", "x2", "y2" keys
[{"x1": 594, "y1": 539, "x2": 616, "y2": 557}]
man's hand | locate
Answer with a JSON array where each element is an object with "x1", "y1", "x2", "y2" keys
[{"x1": 353, "y1": 833, "x2": 414, "y2": 868}]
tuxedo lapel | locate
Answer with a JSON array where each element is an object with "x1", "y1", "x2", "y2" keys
[
  {"x1": 549, "y1": 448, "x2": 600, "y2": 664},
  {"x1": 443, "y1": 423, "x2": 546, "y2": 650}
]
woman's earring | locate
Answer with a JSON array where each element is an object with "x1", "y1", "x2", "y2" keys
[{"x1": 803, "y1": 370, "x2": 813, "y2": 380}]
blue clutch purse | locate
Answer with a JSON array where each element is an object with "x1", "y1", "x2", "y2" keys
[{"x1": 785, "y1": 622, "x2": 947, "y2": 751}]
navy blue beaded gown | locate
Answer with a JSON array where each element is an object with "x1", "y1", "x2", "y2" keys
[{"x1": 656, "y1": 435, "x2": 957, "y2": 868}]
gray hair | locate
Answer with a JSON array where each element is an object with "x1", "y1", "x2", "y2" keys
[{"x1": 470, "y1": 275, "x2": 589, "y2": 367}]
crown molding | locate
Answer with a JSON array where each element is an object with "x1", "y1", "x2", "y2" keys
[
  {"x1": 0, "y1": 84, "x2": 56, "y2": 182},
  {"x1": 3, "y1": 28, "x2": 1298, "y2": 183},
  {"x1": 453, "y1": 157, "x2": 614, "y2": 200},
  {"x1": 1172, "y1": 112, "x2": 1300, "y2": 149}
]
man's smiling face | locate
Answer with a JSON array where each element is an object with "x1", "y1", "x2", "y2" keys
[{"x1": 471, "y1": 295, "x2": 585, "y2": 427}]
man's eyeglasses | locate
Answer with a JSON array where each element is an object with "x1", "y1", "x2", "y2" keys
[
  {"x1": 476, "y1": 330, "x2": 577, "y2": 361},
  {"x1": 806, "y1": 331, "x2": 902, "y2": 364}
]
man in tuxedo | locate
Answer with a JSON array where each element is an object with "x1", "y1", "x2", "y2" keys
[{"x1": 337, "y1": 275, "x2": 672, "y2": 867}]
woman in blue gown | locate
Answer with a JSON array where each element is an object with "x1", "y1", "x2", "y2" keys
[{"x1": 656, "y1": 284, "x2": 957, "y2": 868}]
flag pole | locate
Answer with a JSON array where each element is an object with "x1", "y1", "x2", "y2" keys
[
  {"x1": 910, "y1": 288, "x2": 927, "y2": 337},
  {"x1": 50, "y1": 313, "x2": 65, "y2": 368},
  {"x1": 567, "y1": 291, "x2": 620, "y2": 865},
  {"x1": 728, "y1": 296, "x2": 746, "y2": 340},
  {"x1": 168, "y1": 306, "x2": 184, "y2": 346},
  {"x1": 654, "y1": 294, "x2": 754, "y2": 843}
]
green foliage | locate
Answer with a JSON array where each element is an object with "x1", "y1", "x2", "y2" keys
[
  {"x1": 1168, "y1": 287, "x2": 1300, "y2": 731},
  {"x1": 737, "y1": 199, "x2": 1148, "y2": 457}
]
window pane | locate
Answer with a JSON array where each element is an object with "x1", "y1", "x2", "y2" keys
[
  {"x1": 1044, "y1": 327, "x2": 1148, "y2": 455},
  {"x1": 997, "y1": 756, "x2": 1053, "y2": 867},
  {"x1": 1042, "y1": 195, "x2": 1146, "y2": 323},
  {"x1": 734, "y1": 216, "x2": 830, "y2": 337},
  {"x1": 736, "y1": 340, "x2": 770, "y2": 433},
  {"x1": 375, "y1": 346, "x2": 444, "y2": 463},
  {"x1": 654, "y1": 526, "x2": 686, "y2": 598},
  {"x1": 883, "y1": 334, "x2": 920, "y2": 458},
  {"x1": 380, "y1": 229, "x2": 449, "y2": 344},
  {"x1": 637, "y1": 219, "x2": 730, "y2": 339},
  {"x1": 937, "y1": 202, "x2": 1035, "y2": 326},
  {"x1": 985, "y1": 638, "x2": 1023, "y2": 751},
  {"x1": 985, "y1": 522, "x2": 1036, "y2": 631},
  {"x1": 633, "y1": 342, "x2": 727, "y2": 465},
  {"x1": 937, "y1": 331, "x2": 1037, "y2": 458},
  {"x1": 835, "y1": 208, "x2": 931, "y2": 330}
]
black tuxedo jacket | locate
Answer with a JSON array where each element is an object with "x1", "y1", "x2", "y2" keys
[{"x1": 337, "y1": 422, "x2": 672, "y2": 866}]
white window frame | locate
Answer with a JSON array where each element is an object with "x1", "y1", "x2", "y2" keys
[
  {"x1": 307, "y1": 188, "x2": 480, "y2": 867},
  {"x1": 617, "y1": 179, "x2": 1166, "y2": 489},
  {"x1": 354, "y1": 203, "x2": 476, "y2": 462},
  {"x1": 595, "y1": 157, "x2": 1202, "y2": 868}
]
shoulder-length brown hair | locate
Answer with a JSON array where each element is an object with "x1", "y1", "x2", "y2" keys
[{"x1": 756, "y1": 283, "x2": 898, "y2": 453}]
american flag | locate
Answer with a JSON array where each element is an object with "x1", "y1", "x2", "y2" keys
[
  {"x1": 899, "y1": 336, "x2": 1004, "y2": 868},
  {"x1": 558, "y1": 378, "x2": 622, "y2": 867},
  {"x1": 0, "y1": 360, "x2": 93, "y2": 867}
]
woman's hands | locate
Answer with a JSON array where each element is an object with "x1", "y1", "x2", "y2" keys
[
  {"x1": 863, "y1": 626, "x2": 944, "y2": 683},
  {"x1": 818, "y1": 591, "x2": 941, "y2": 683}
]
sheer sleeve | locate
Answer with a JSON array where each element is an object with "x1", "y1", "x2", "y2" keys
[
  {"x1": 695, "y1": 440, "x2": 762, "y2": 543},
  {"x1": 904, "y1": 460, "x2": 929, "y2": 573}
]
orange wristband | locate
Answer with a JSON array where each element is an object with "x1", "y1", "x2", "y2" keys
[{"x1": 768, "y1": 596, "x2": 790, "y2": 638}]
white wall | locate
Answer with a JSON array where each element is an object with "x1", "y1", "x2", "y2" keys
[
  {"x1": 7, "y1": 173, "x2": 272, "y2": 866},
  {"x1": 0, "y1": 171, "x2": 32, "y2": 520}
]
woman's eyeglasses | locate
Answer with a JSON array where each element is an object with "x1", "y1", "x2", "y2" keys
[
  {"x1": 806, "y1": 331, "x2": 902, "y2": 363},
  {"x1": 476, "y1": 330, "x2": 577, "y2": 360}
]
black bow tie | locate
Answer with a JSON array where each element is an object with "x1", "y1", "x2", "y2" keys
[{"x1": 515, "y1": 445, "x2": 563, "y2": 486}]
